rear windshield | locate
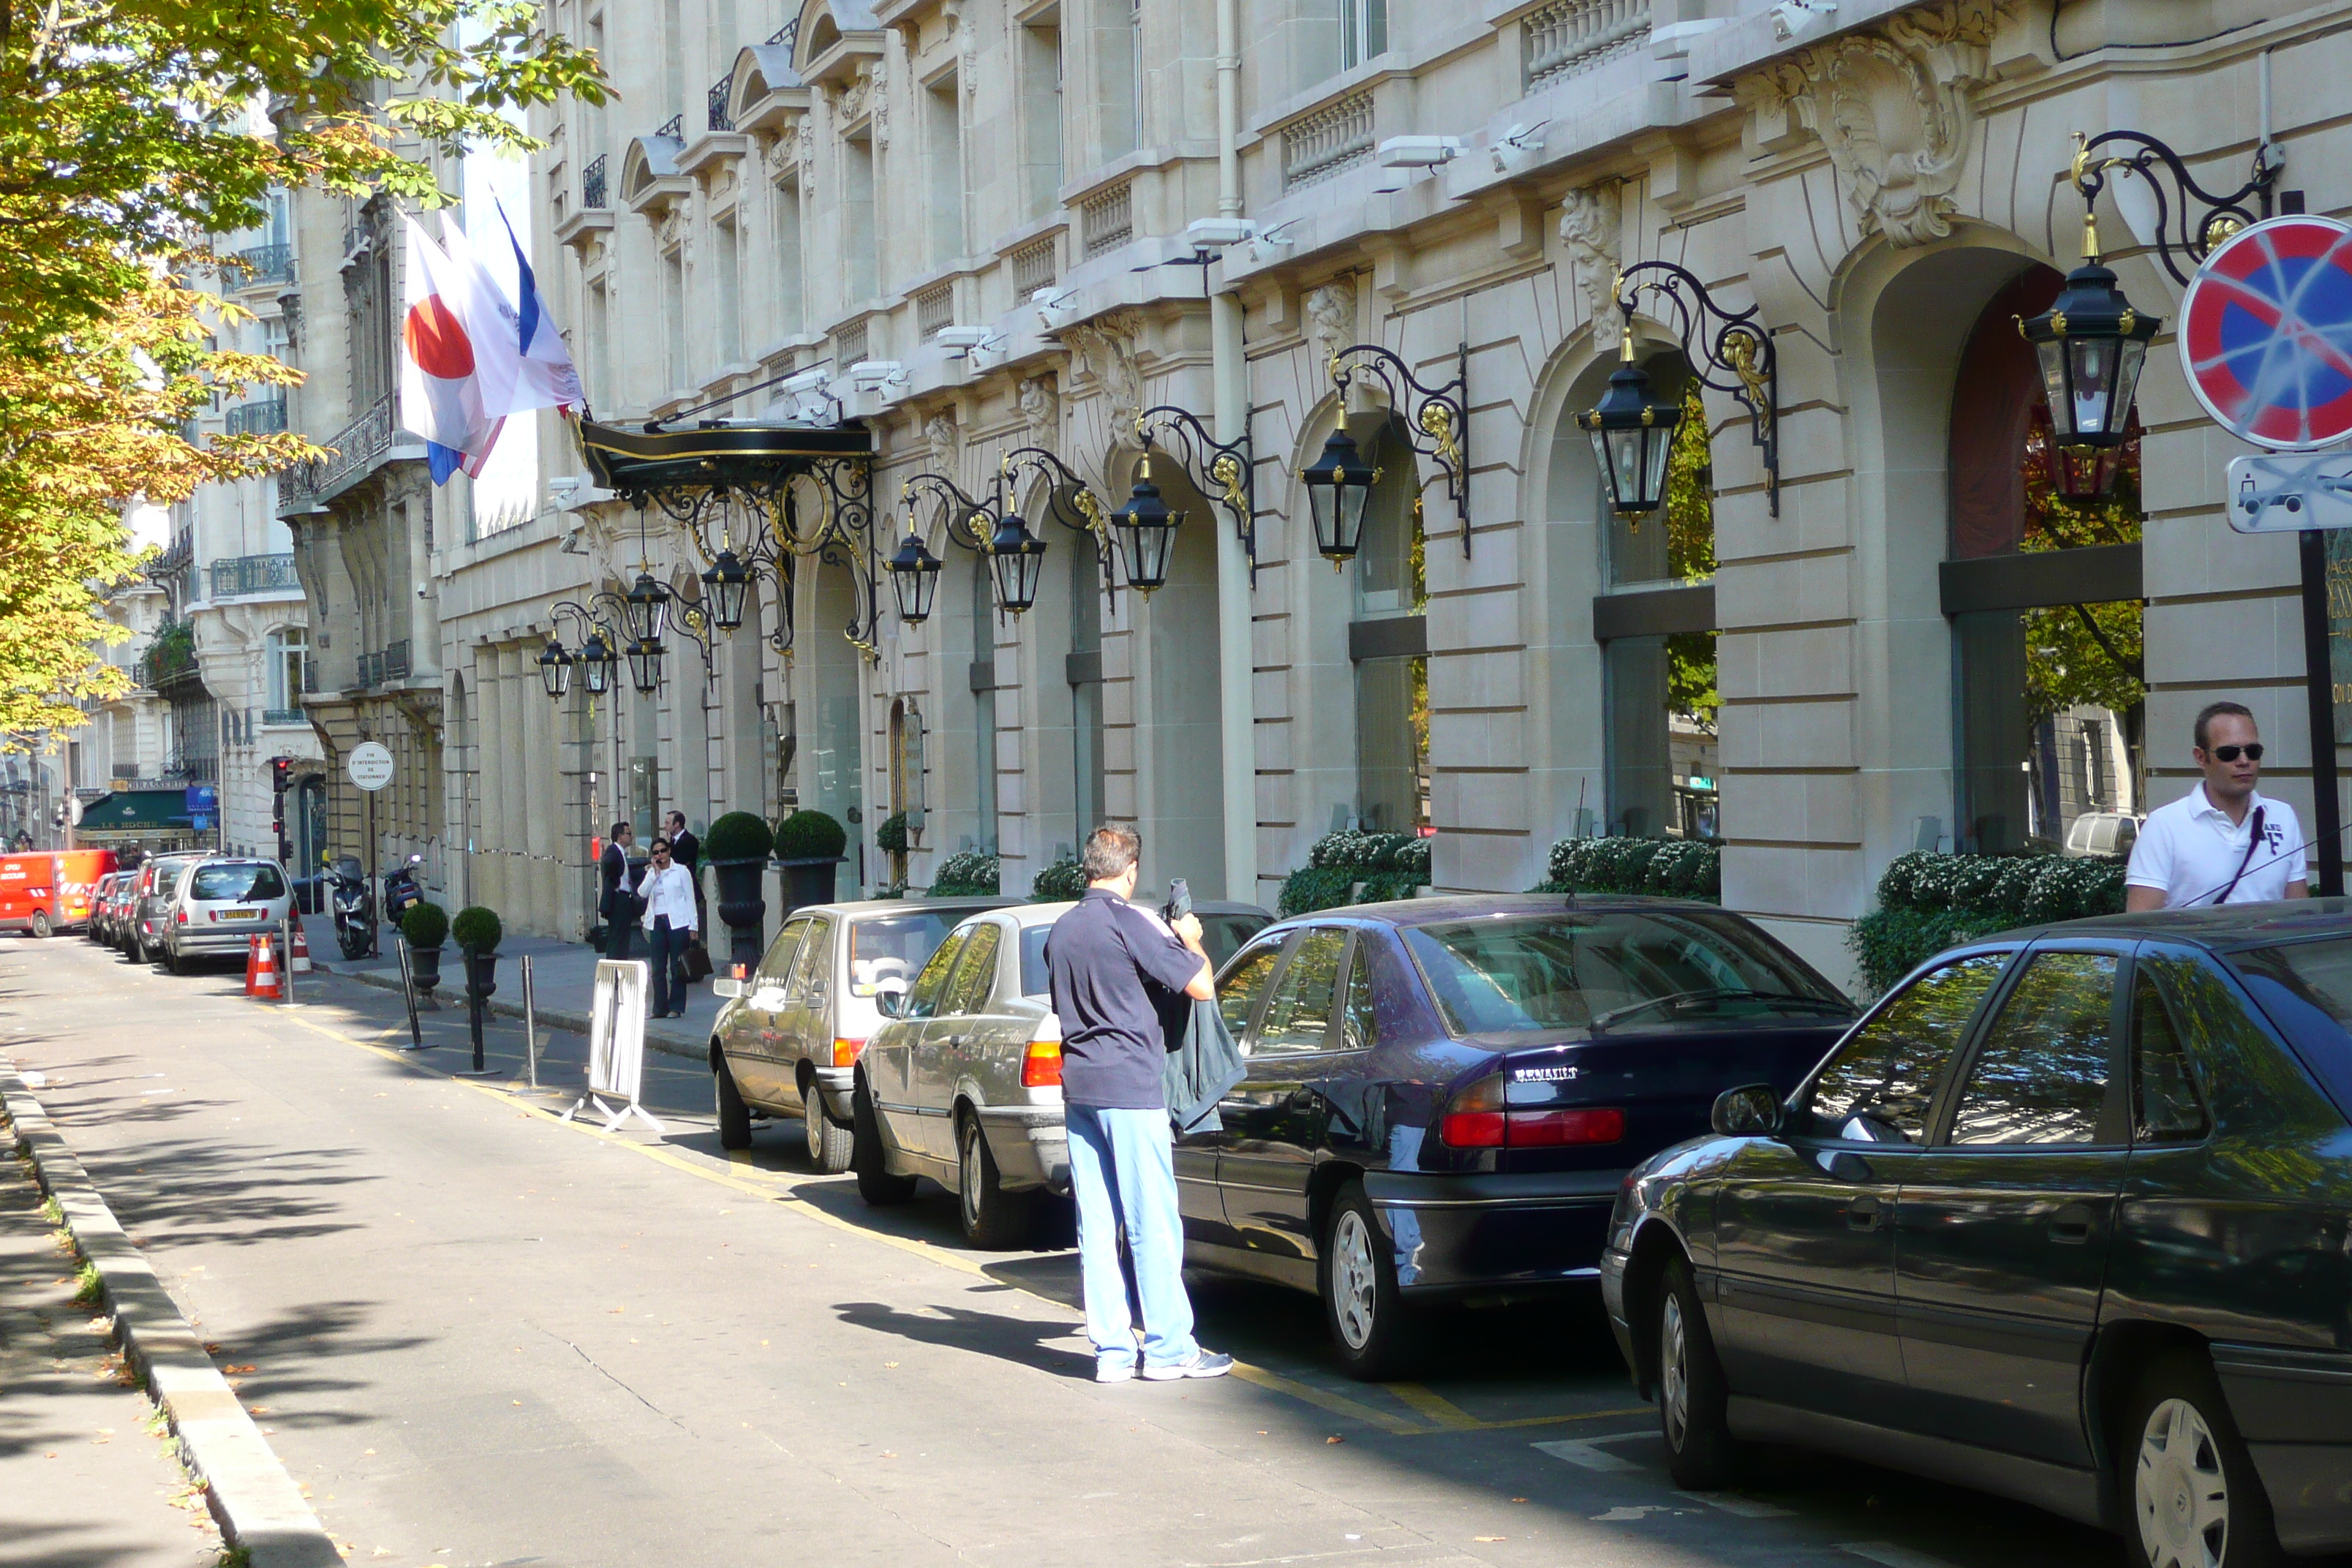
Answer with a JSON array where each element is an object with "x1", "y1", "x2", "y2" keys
[
  {"x1": 1401, "y1": 910, "x2": 1850, "y2": 1036},
  {"x1": 190, "y1": 864, "x2": 286, "y2": 902},
  {"x1": 1021, "y1": 925, "x2": 1051, "y2": 998},
  {"x1": 847, "y1": 912, "x2": 961, "y2": 997},
  {"x1": 2225, "y1": 938, "x2": 2352, "y2": 1115}
]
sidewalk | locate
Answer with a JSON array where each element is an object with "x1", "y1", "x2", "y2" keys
[{"x1": 293, "y1": 911, "x2": 719, "y2": 1062}]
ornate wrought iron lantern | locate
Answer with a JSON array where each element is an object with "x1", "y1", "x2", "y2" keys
[
  {"x1": 1299, "y1": 426, "x2": 1381, "y2": 565},
  {"x1": 624, "y1": 636, "x2": 664, "y2": 695},
  {"x1": 1107, "y1": 469, "x2": 1183, "y2": 594},
  {"x1": 884, "y1": 521, "x2": 945, "y2": 625},
  {"x1": 537, "y1": 637, "x2": 573, "y2": 699},
  {"x1": 699, "y1": 549, "x2": 750, "y2": 632},
  {"x1": 987, "y1": 513, "x2": 1049, "y2": 615},
  {"x1": 1580, "y1": 336, "x2": 1684, "y2": 521}
]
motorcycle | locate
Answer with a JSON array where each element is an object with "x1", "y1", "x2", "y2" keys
[
  {"x1": 325, "y1": 854, "x2": 374, "y2": 961},
  {"x1": 382, "y1": 852, "x2": 426, "y2": 924}
]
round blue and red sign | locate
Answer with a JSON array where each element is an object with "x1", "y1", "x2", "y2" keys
[{"x1": 2180, "y1": 214, "x2": 2352, "y2": 451}]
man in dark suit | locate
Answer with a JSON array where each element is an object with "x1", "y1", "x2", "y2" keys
[
  {"x1": 599, "y1": 821, "x2": 638, "y2": 960},
  {"x1": 663, "y1": 810, "x2": 704, "y2": 992}
]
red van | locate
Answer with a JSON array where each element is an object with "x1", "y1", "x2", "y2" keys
[{"x1": 0, "y1": 849, "x2": 119, "y2": 937}]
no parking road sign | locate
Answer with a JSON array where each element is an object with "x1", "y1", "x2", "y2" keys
[{"x1": 2182, "y1": 214, "x2": 2352, "y2": 451}]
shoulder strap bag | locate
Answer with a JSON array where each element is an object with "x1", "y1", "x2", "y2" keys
[{"x1": 2213, "y1": 805, "x2": 2267, "y2": 905}]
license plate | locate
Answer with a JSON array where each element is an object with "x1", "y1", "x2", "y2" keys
[{"x1": 219, "y1": 909, "x2": 263, "y2": 920}]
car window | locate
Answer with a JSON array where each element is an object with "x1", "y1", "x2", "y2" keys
[
  {"x1": 847, "y1": 911, "x2": 960, "y2": 997},
  {"x1": 191, "y1": 864, "x2": 284, "y2": 902},
  {"x1": 786, "y1": 917, "x2": 833, "y2": 999},
  {"x1": 2222, "y1": 938, "x2": 2352, "y2": 1118},
  {"x1": 2132, "y1": 968, "x2": 2209, "y2": 1143},
  {"x1": 1401, "y1": 909, "x2": 1849, "y2": 1035},
  {"x1": 1199, "y1": 913, "x2": 1267, "y2": 972},
  {"x1": 1218, "y1": 941, "x2": 1286, "y2": 1039},
  {"x1": 1019, "y1": 925, "x2": 1052, "y2": 998},
  {"x1": 1256, "y1": 928, "x2": 1347, "y2": 1055},
  {"x1": 942, "y1": 923, "x2": 1002, "y2": 1017},
  {"x1": 1341, "y1": 936, "x2": 1379, "y2": 1052},
  {"x1": 902, "y1": 932, "x2": 967, "y2": 1021},
  {"x1": 759, "y1": 918, "x2": 811, "y2": 985},
  {"x1": 1801, "y1": 952, "x2": 2005, "y2": 1143},
  {"x1": 1948, "y1": 951, "x2": 2117, "y2": 1147}
]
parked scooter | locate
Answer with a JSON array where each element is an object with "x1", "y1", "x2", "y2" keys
[
  {"x1": 325, "y1": 854, "x2": 374, "y2": 960},
  {"x1": 382, "y1": 852, "x2": 426, "y2": 924}
]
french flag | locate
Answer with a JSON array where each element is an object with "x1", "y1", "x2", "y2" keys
[{"x1": 398, "y1": 216, "x2": 502, "y2": 483}]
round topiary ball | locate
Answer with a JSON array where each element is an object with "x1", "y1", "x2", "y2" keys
[
  {"x1": 703, "y1": 810, "x2": 774, "y2": 863},
  {"x1": 400, "y1": 901, "x2": 448, "y2": 950},
  {"x1": 774, "y1": 809, "x2": 848, "y2": 861},
  {"x1": 451, "y1": 906, "x2": 502, "y2": 953}
]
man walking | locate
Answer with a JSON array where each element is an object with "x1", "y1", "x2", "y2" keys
[
  {"x1": 638, "y1": 835, "x2": 698, "y2": 1018},
  {"x1": 599, "y1": 821, "x2": 640, "y2": 960},
  {"x1": 1045, "y1": 825, "x2": 1232, "y2": 1384},
  {"x1": 2125, "y1": 701, "x2": 2310, "y2": 909}
]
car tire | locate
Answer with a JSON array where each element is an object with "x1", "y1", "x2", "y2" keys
[
  {"x1": 1656, "y1": 1251, "x2": 1739, "y2": 1488},
  {"x1": 956, "y1": 1114, "x2": 1031, "y2": 1249},
  {"x1": 804, "y1": 1082, "x2": 853, "y2": 1173},
  {"x1": 1318, "y1": 1180, "x2": 1419, "y2": 1382},
  {"x1": 851, "y1": 1076, "x2": 916, "y2": 1206},
  {"x1": 29, "y1": 910, "x2": 51, "y2": 939},
  {"x1": 2125, "y1": 1351, "x2": 2280, "y2": 1568},
  {"x1": 714, "y1": 1055, "x2": 752, "y2": 1151}
]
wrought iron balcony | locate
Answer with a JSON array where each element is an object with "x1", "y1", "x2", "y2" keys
[
  {"x1": 262, "y1": 708, "x2": 305, "y2": 726},
  {"x1": 767, "y1": 18, "x2": 797, "y2": 46},
  {"x1": 206, "y1": 553, "x2": 298, "y2": 600},
  {"x1": 225, "y1": 396, "x2": 287, "y2": 436},
  {"x1": 314, "y1": 394, "x2": 398, "y2": 495},
  {"x1": 385, "y1": 639, "x2": 411, "y2": 680},
  {"x1": 230, "y1": 242, "x2": 293, "y2": 286},
  {"x1": 582, "y1": 154, "x2": 608, "y2": 211},
  {"x1": 708, "y1": 76, "x2": 734, "y2": 132},
  {"x1": 655, "y1": 113, "x2": 683, "y2": 142}
]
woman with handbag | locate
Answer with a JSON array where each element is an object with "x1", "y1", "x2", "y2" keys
[{"x1": 638, "y1": 837, "x2": 700, "y2": 1018}]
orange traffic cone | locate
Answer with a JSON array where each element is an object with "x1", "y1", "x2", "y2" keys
[
  {"x1": 289, "y1": 919, "x2": 312, "y2": 975},
  {"x1": 249, "y1": 934, "x2": 282, "y2": 1000},
  {"x1": 244, "y1": 934, "x2": 263, "y2": 995}
]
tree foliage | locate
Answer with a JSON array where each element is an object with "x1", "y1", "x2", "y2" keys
[
  {"x1": 1664, "y1": 383, "x2": 1718, "y2": 727},
  {"x1": 0, "y1": 0, "x2": 606, "y2": 738},
  {"x1": 2020, "y1": 418, "x2": 2146, "y2": 720}
]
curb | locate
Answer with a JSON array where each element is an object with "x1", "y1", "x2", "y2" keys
[
  {"x1": 0, "y1": 1058, "x2": 344, "y2": 1568},
  {"x1": 336, "y1": 965, "x2": 709, "y2": 1063}
]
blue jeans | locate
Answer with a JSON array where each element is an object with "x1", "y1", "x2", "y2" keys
[
  {"x1": 1065, "y1": 1106, "x2": 1198, "y2": 1373},
  {"x1": 646, "y1": 919, "x2": 685, "y2": 1016}
]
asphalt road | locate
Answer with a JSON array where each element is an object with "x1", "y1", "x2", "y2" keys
[{"x1": 0, "y1": 932, "x2": 2141, "y2": 1568}]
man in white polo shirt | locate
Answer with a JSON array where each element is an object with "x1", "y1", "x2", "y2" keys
[{"x1": 2125, "y1": 701, "x2": 2310, "y2": 910}]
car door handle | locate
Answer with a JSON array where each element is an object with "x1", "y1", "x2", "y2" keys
[
  {"x1": 944, "y1": 1034, "x2": 968, "y2": 1048},
  {"x1": 1844, "y1": 1194, "x2": 1882, "y2": 1232},
  {"x1": 2050, "y1": 1202, "x2": 2097, "y2": 1245}
]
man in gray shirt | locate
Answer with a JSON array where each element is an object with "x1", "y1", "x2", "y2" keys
[{"x1": 1045, "y1": 824, "x2": 1232, "y2": 1384}]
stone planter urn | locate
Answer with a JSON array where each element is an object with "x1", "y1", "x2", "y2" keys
[
  {"x1": 409, "y1": 943, "x2": 444, "y2": 1010},
  {"x1": 777, "y1": 856, "x2": 843, "y2": 918},
  {"x1": 711, "y1": 856, "x2": 768, "y2": 972},
  {"x1": 462, "y1": 946, "x2": 499, "y2": 1004}
]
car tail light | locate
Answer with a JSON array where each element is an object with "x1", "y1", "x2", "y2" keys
[
  {"x1": 1022, "y1": 1040, "x2": 1063, "y2": 1088},
  {"x1": 830, "y1": 1038, "x2": 864, "y2": 1067},
  {"x1": 175, "y1": 908, "x2": 189, "y2": 924},
  {"x1": 1436, "y1": 1073, "x2": 1623, "y2": 1148}
]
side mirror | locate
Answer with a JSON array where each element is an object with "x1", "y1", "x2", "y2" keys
[
  {"x1": 1710, "y1": 1083, "x2": 1785, "y2": 1138},
  {"x1": 712, "y1": 978, "x2": 744, "y2": 999},
  {"x1": 875, "y1": 988, "x2": 906, "y2": 1019}
]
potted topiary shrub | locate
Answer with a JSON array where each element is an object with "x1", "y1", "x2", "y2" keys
[
  {"x1": 452, "y1": 905, "x2": 502, "y2": 1003},
  {"x1": 703, "y1": 810, "x2": 774, "y2": 970},
  {"x1": 400, "y1": 902, "x2": 448, "y2": 1009},
  {"x1": 774, "y1": 809, "x2": 848, "y2": 915}
]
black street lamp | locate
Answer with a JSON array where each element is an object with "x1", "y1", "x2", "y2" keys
[
  {"x1": 1107, "y1": 468, "x2": 1183, "y2": 594},
  {"x1": 987, "y1": 513, "x2": 1049, "y2": 615},
  {"x1": 1319, "y1": 342, "x2": 1472, "y2": 555},
  {"x1": 1580, "y1": 334, "x2": 1684, "y2": 521},
  {"x1": 700, "y1": 549, "x2": 750, "y2": 631},
  {"x1": 537, "y1": 637, "x2": 573, "y2": 699},
  {"x1": 579, "y1": 630, "x2": 616, "y2": 695},
  {"x1": 623, "y1": 570, "x2": 671, "y2": 644},
  {"x1": 2020, "y1": 218, "x2": 2157, "y2": 472},
  {"x1": 1300, "y1": 426, "x2": 1381, "y2": 565},
  {"x1": 624, "y1": 636, "x2": 664, "y2": 695},
  {"x1": 885, "y1": 521, "x2": 944, "y2": 624}
]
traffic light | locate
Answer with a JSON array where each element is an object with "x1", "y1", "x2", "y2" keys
[{"x1": 270, "y1": 756, "x2": 292, "y2": 793}]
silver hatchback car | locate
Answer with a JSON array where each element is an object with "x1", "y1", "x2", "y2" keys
[{"x1": 159, "y1": 858, "x2": 292, "y2": 973}]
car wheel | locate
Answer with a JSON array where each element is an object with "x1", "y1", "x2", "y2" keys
[
  {"x1": 851, "y1": 1076, "x2": 916, "y2": 1206},
  {"x1": 1656, "y1": 1251, "x2": 1739, "y2": 1488},
  {"x1": 803, "y1": 1082, "x2": 853, "y2": 1173},
  {"x1": 166, "y1": 944, "x2": 188, "y2": 976},
  {"x1": 955, "y1": 1114, "x2": 1030, "y2": 1249},
  {"x1": 2127, "y1": 1352, "x2": 2280, "y2": 1568},
  {"x1": 29, "y1": 910, "x2": 51, "y2": 940},
  {"x1": 1318, "y1": 1181, "x2": 1418, "y2": 1381},
  {"x1": 713, "y1": 1055, "x2": 751, "y2": 1151}
]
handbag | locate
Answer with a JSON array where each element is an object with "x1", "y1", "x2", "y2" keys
[{"x1": 683, "y1": 940, "x2": 714, "y2": 981}]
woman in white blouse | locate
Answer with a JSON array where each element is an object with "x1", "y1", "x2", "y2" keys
[{"x1": 637, "y1": 836, "x2": 700, "y2": 1017}]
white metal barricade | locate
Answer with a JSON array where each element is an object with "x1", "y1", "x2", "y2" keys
[{"x1": 562, "y1": 960, "x2": 664, "y2": 1133}]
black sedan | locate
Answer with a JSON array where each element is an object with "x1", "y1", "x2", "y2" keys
[
  {"x1": 1600, "y1": 902, "x2": 2352, "y2": 1568},
  {"x1": 1179, "y1": 893, "x2": 1856, "y2": 1378}
]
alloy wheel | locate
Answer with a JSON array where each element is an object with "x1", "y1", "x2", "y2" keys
[
  {"x1": 1660, "y1": 1292, "x2": 1692, "y2": 1450},
  {"x1": 2138, "y1": 1395, "x2": 2229, "y2": 1568},
  {"x1": 959, "y1": 1124, "x2": 984, "y2": 1230},
  {"x1": 1330, "y1": 1209, "x2": 1378, "y2": 1351},
  {"x1": 804, "y1": 1090, "x2": 826, "y2": 1161}
]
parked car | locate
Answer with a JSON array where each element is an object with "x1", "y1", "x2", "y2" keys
[
  {"x1": 157, "y1": 858, "x2": 292, "y2": 973},
  {"x1": 86, "y1": 872, "x2": 121, "y2": 944},
  {"x1": 0, "y1": 848, "x2": 118, "y2": 938},
  {"x1": 2064, "y1": 810, "x2": 2141, "y2": 858},
  {"x1": 708, "y1": 897, "x2": 1017, "y2": 1169},
  {"x1": 129, "y1": 854, "x2": 208, "y2": 963},
  {"x1": 1147, "y1": 894, "x2": 1855, "y2": 1377},
  {"x1": 851, "y1": 900, "x2": 1277, "y2": 1248},
  {"x1": 1601, "y1": 900, "x2": 2352, "y2": 1568},
  {"x1": 105, "y1": 872, "x2": 145, "y2": 951}
]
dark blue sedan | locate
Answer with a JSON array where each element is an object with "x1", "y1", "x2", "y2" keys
[{"x1": 1177, "y1": 893, "x2": 1856, "y2": 1378}]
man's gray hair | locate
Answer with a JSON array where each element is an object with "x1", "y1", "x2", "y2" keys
[{"x1": 1082, "y1": 823, "x2": 1141, "y2": 881}]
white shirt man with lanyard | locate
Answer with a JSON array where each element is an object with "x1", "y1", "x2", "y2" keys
[{"x1": 2125, "y1": 701, "x2": 2310, "y2": 911}]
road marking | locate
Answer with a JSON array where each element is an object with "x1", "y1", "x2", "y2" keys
[
  {"x1": 1842, "y1": 1544, "x2": 1963, "y2": 1568},
  {"x1": 1532, "y1": 1428, "x2": 1656, "y2": 1472},
  {"x1": 1229, "y1": 1365, "x2": 1424, "y2": 1436},
  {"x1": 1387, "y1": 1382, "x2": 1482, "y2": 1429},
  {"x1": 1593, "y1": 1504, "x2": 1683, "y2": 1521},
  {"x1": 1677, "y1": 1490, "x2": 1795, "y2": 1518}
]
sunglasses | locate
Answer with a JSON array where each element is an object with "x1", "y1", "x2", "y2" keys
[{"x1": 2209, "y1": 744, "x2": 2264, "y2": 763}]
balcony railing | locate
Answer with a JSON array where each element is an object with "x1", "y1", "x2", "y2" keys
[
  {"x1": 1010, "y1": 235, "x2": 1058, "y2": 296},
  {"x1": 230, "y1": 242, "x2": 293, "y2": 286},
  {"x1": 834, "y1": 318, "x2": 869, "y2": 367},
  {"x1": 655, "y1": 113, "x2": 683, "y2": 142},
  {"x1": 916, "y1": 282, "x2": 954, "y2": 339},
  {"x1": 583, "y1": 154, "x2": 608, "y2": 211},
  {"x1": 768, "y1": 18, "x2": 797, "y2": 47},
  {"x1": 357, "y1": 652, "x2": 381, "y2": 690},
  {"x1": 385, "y1": 640, "x2": 411, "y2": 680},
  {"x1": 207, "y1": 553, "x2": 298, "y2": 600},
  {"x1": 225, "y1": 396, "x2": 287, "y2": 436},
  {"x1": 316, "y1": 394, "x2": 396, "y2": 494},
  {"x1": 707, "y1": 76, "x2": 734, "y2": 132},
  {"x1": 278, "y1": 458, "x2": 318, "y2": 508},
  {"x1": 1081, "y1": 183, "x2": 1132, "y2": 257},
  {"x1": 1283, "y1": 91, "x2": 1377, "y2": 189},
  {"x1": 1524, "y1": 0, "x2": 1651, "y2": 89}
]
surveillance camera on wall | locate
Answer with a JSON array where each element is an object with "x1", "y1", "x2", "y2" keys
[
  {"x1": 779, "y1": 367, "x2": 832, "y2": 398},
  {"x1": 1183, "y1": 217, "x2": 1258, "y2": 250},
  {"x1": 1377, "y1": 136, "x2": 1464, "y2": 170},
  {"x1": 1770, "y1": 0, "x2": 1837, "y2": 45},
  {"x1": 548, "y1": 475, "x2": 583, "y2": 497},
  {"x1": 1033, "y1": 286, "x2": 1083, "y2": 331},
  {"x1": 848, "y1": 360, "x2": 906, "y2": 392},
  {"x1": 1490, "y1": 121, "x2": 1549, "y2": 177}
]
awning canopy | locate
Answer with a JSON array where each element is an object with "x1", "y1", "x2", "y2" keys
[
  {"x1": 76, "y1": 790, "x2": 193, "y2": 834},
  {"x1": 576, "y1": 419, "x2": 870, "y2": 500}
]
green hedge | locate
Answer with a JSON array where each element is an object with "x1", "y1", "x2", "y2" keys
[
  {"x1": 1030, "y1": 856, "x2": 1088, "y2": 901},
  {"x1": 399, "y1": 901, "x2": 448, "y2": 949},
  {"x1": 703, "y1": 810, "x2": 772, "y2": 862},
  {"x1": 1533, "y1": 837, "x2": 1721, "y2": 901},
  {"x1": 451, "y1": 905, "x2": 502, "y2": 953},
  {"x1": 875, "y1": 811, "x2": 909, "y2": 855},
  {"x1": 1847, "y1": 851, "x2": 2127, "y2": 994},
  {"x1": 774, "y1": 809, "x2": 847, "y2": 860},
  {"x1": 1276, "y1": 831, "x2": 1434, "y2": 916},
  {"x1": 930, "y1": 849, "x2": 1000, "y2": 897}
]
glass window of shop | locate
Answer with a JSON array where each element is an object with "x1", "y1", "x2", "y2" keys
[{"x1": 1351, "y1": 412, "x2": 1428, "y2": 834}]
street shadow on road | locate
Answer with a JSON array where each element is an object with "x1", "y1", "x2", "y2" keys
[
  {"x1": 831, "y1": 1299, "x2": 1096, "y2": 1380},
  {"x1": 51, "y1": 1131, "x2": 375, "y2": 1254},
  {"x1": 197, "y1": 1298, "x2": 432, "y2": 1433}
]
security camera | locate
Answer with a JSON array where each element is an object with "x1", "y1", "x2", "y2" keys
[
  {"x1": 1183, "y1": 217, "x2": 1258, "y2": 250},
  {"x1": 1377, "y1": 136, "x2": 1464, "y2": 170},
  {"x1": 848, "y1": 360, "x2": 906, "y2": 391},
  {"x1": 779, "y1": 367, "x2": 832, "y2": 397},
  {"x1": 415, "y1": 583, "x2": 429, "y2": 598},
  {"x1": 1033, "y1": 287, "x2": 1082, "y2": 331},
  {"x1": 1770, "y1": 0, "x2": 1837, "y2": 44},
  {"x1": 548, "y1": 475, "x2": 583, "y2": 497},
  {"x1": 1491, "y1": 121, "x2": 1549, "y2": 176}
]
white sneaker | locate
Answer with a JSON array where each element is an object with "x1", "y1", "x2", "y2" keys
[
  {"x1": 1096, "y1": 1358, "x2": 1138, "y2": 1384},
  {"x1": 1142, "y1": 1349, "x2": 1234, "y2": 1382}
]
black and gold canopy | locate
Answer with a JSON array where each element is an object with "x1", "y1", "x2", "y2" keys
[{"x1": 575, "y1": 418, "x2": 871, "y2": 499}]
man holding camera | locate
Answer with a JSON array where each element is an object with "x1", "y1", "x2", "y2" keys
[{"x1": 1045, "y1": 824, "x2": 1232, "y2": 1384}]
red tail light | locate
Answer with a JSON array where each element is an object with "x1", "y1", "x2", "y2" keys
[
  {"x1": 1508, "y1": 1107, "x2": 1625, "y2": 1146},
  {"x1": 1436, "y1": 1073, "x2": 1622, "y2": 1148},
  {"x1": 1021, "y1": 1040, "x2": 1063, "y2": 1088},
  {"x1": 175, "y1": 908, "x2": 189, "y2": 924}
]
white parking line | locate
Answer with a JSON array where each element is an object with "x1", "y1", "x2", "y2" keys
[
  {"x1": 1842, "y1": 1542, "x2": 1962, "y2": 1568},
  {"x1": 1532, "y1": 1430, "x2": 1655, "y2": 1472},
  {"x1": 1676, "y1": 1490, "x2": 1795, "y2": 1518}
]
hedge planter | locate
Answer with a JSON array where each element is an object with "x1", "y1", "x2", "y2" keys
[
  {"x1": 778, "y1": 856, "x2": 843, "y2": 916},
  {"x1": 408, "y1": 943, "x2": 444, "y2": 1009},
  {"x1": 712, "y1": 856, "x2": 769, "y2": 970},
  {"x1": 462, "y1": 946, "x2": 499, "y2": 1003}
]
